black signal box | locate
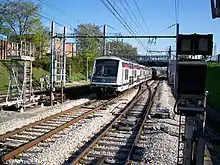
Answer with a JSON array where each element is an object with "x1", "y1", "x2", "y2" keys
[
  {"x1": 177, "y1": 61, "x2": 207, "y2": 97},
  {"x1": 177, "y1": 34, "x2": 213, "y2": 55}
]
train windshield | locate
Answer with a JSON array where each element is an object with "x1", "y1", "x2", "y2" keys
[{"x1": 94, "y1": 59, "x2": 119, "y2": 77}]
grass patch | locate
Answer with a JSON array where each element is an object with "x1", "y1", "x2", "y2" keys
[
  {"x1": 0, "y1": 61, "x2": 10, "y2": 92},
  {"x1": 71, "y1": 72, "x2": 86, "y2": 81},
  {"x1": 32, "y1": 67, "x2": 49, "y2": 87},
  {"x1": 0, "y1": 60, "x2": 49, "y2": 92},
  {"x1": 206, "y1": 63, "x2": 220, "y2": 110}
]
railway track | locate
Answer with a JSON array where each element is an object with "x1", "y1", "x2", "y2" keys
[
  {"x1": 65, "y1": 80, "x2": 160, "y2": 165},
  {"x1": 0, "y1": 88, "x2": 137, "y2": 164}
]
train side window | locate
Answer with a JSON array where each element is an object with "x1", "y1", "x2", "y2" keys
[
  {"x1": 125, "y1": 69, "x2": 128, "y2": 80},
  {"x1": 134, "y1": 70, "x2": 137, "y2": 78}
]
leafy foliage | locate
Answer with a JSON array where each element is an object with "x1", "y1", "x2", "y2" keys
[
  {"x1": 33, "y1": 25, "x2": 50, "y2": 60},
  {"x1": 72, "y1": 24, "x2": 102, "y2": 75},
  {"x1": 74, "y1": 24, "x2": 102, "y2": 53},
  {"x1": 0, "y1": 0, "x2": 50, "y2": 62},
  {"x1": 72, "y1": 23, "x2": 138, "y2": 76},
  {"x1": 0, "y1": 0, "x2": 41, "y2": 37},
  {"x1": 106, "y1": 40, "x2": 137, "y2": 56}
]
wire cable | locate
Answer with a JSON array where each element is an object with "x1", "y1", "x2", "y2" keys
[
  {"x1": 133, "y1": 0, "x2": 150, "y2": 34},
  {"x1": 100, "y1": 0, "x2": 147, "y2": 51},
  {"x1": 154, "y1": 23, "x2": 176, "y2": 35},
  {"x1": 112, "y1": 0, "x2": 146, "y2": 48},
  {"x1": 37, "y1": 0, "x2": 80, "y2": 23},
  {"x1": 120, "y1": 0, "x2": 149, "y2": 51}
]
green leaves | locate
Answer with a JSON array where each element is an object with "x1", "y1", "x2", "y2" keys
[
  {"x1": 0, "y1": 0, "x2": 41, "y2": 37},
  {"x1": 75, "y1": 23, "x2": 102, "y2": 53},
  {"x1": 106, "y1": 40, "x2": 137, "y2": 56}
]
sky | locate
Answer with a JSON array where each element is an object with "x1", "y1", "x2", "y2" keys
[{"x1": 32, "y1": 0, "x2": 220, "y2": 55}]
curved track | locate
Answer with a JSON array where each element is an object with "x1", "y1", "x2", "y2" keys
[
  {"x1": 65, "y1": 80, "x2": 160, "y2": 165},
  {"x1": 0, "y1": 89, "x2": 135, "y2": 163}
]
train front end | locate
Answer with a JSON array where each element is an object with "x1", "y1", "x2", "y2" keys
[{"x1": 90, "y1": 57, "x2": 119, "y2": 98}]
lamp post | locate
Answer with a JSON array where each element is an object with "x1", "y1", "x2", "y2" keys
[
  {"x1": 69, "y1": 65, "x2": 71, "y2": 82},
  {"x1": 86, "y1": 57, "x2": 89, "y2": 82}
]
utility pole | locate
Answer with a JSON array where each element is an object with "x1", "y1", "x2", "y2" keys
[
  {"x1": 61, "y1": 27, "x2": 66, "y2": 104},
  {"x1": 102, "y1": 24, "x2": 107, "y2": 56},
  {"x1": 108, "y1": 42, "x2": 111, "y2": 55},
  {"x1": 86, "y1": 57, "x2": 89, "y2": 81},
  {"x1": 69, "y1": 65, "x2": 72, "y2": 82},
  {"x1": 174, "y1": 23, "x2": 179, "y2": 99},
  {"x1": 50, "y1": 20, "x2": 55, "y2": 106}
]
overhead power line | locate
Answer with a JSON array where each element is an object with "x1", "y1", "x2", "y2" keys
[
  {"x1": 122, "y1": 0, "x2": 145, "y2": 34},
  {"x1": 133, "y1": 0, "x2": 150, "y2": 34},
  {"x1": 37, "y1": 0, "x2": 80, "y2": 23},
  {"x1": 38, "y1": 13, "x2": 75, "y2": 32},
  {"x1": 154, "y1": 24, "x2": 176, "y2": 34},
  {"x1": 100, "y1": 0, "x2": 147, "y2": 51},
  {"x1": 119, "y1": 0, "x2": 150, "y2": 51},
  {"x1": 117, "y1": 0, "x2": 144, "y2": 36},
  {"x1": 40, "y1": 10, "x2": 75, "y2": 31}
]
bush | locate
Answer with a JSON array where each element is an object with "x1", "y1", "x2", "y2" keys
[
  {"x1": 33, "y1": 55, "x2": 50, "y2": 71},
  {"x1": 71, "y1": 72, "x2": 85, "y2": 81}
]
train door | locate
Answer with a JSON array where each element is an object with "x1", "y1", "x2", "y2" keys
[
  {"x1": 122, "y1": 65, "x2": 124, "y2": 85},
  {"x1": 137, "y1": 68, "x2": 140, "y2": 82},
  {"x1": 132, "y1": 69, "x2": 134, "y2": 85}
]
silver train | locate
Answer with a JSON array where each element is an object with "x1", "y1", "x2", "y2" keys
[{"x1": 90, "y1": 56, "x2": 152, "y2": 98}]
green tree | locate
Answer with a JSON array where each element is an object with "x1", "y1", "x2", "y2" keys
[
  {"x1": 0, "y1": 0, "x2": 40, "y2": 39},
  {"x1": 74, "y1": 23, "x2": 102, "y2": 53},
  {"x1": 73, "y1": 24, "x2": 102, "y2": 74},
  {"x1": 106, "y1": 40, "x2": 138, "y2": 56},
  {"x1": 33, "y1": 25, "x2": 50, "y2": 60},
  {"x1": 0, "y1": 0, "x2": 50, "y2": 67}
]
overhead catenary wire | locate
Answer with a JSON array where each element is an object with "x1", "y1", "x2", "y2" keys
[
  {"x1": 37, "y1": 13, "x2": 74, "y2": 32},
  {"x1": 112, "y1": 0, "x2": 147, "y2": 48},
  {"x1": 37, "y1": 0, "x2": 106, "y2": 36},
  {"x1": 119, "y1": 0, "x2": 148, "y2": 49},
  {"x1": 100, "y1": 0, "x2": 147, "y2": 52},
  {"x1": 40, "y1": 10, "x2": 75, "y2": 31},
  {"x1": 120, "y1": 0, "x2": 149, "y2": 51},
  {"x1": 122, "y1": 0, "x2": 150, "y2": 51},
  {"x1": 133, "y1": 0, "x2": 151, "y2": 34},
  {"x1": 154, "y1": 24, "x2": 176, "y2": 35},
  {"x1": 122, "y1": 0, "x2": 146, "y2": 34},
  {"x1": 37, "y1": 0, "x2": 80, "y2": 23},
  {"x1": 38, "y1": 0, "x2": 148, "y2": 53}
]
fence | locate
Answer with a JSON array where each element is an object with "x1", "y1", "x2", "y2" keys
[{"x1": 0, "y1": 40, "x2": 35, "y2": 60}]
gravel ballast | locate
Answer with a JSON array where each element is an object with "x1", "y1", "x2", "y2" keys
[
  {"x1": 134, "y1": 81, "x2": 179, "y2": 165},
  {"x1": 0, "y1": 96, "x2": 95, "y2": 135},
  {"x1": 5, "y1": 89, "x2": 138, "y2": 165}
]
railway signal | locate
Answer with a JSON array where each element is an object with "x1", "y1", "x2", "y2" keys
[{"x1": 175, "y1": 33, "x2": 213, "y2": 165}]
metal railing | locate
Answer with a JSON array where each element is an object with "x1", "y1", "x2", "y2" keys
[{"x1": 0, "y1": 40, "x2": 35, "y2": 59}]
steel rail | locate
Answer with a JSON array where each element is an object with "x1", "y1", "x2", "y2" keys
[
  {"x1": 0, "y1": 98, "x2": 117, "y2": 163},
  {"x1": 0, "y1": 82, "x2": 141, "y2": 163},
  {"x1": 0, "y1": 100, "x2": 96, "y2": 141},
  {"x1": 126, "y1": 81, "x2": 160, "y2": 164},
  {"x1": 69, "y1": 81, "x2": 153, "y2": 165}
]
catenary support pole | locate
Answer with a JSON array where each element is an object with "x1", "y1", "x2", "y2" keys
[
  {"x1": 183, "y1": 116, "x2": 194, "y2": 165},
  {"x1": 174, "y1": 23, "x2": 179, "y2": 99},
  {"x1": 50, "y1": 20, "x2": 55, "y2": 106},
  {"x1": 102, "y1": 24, "x2": 106, "y2": 56},
  {"x1": 61, "y1": 26, "x2": 66, "y2": 104},
  {"x1": 86, "y1": 57, "x2": 89, "y2": 82}
]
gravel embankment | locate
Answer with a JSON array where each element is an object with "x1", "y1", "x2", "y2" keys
[
  {"x1": 134, "y1": 81, "x2": 179, "y2": 165},
  {"x1": 6, "y1": 89, "x2": 138, "y2": 165},
  {"x1": 0, "y1": 95, "x2": 95, "y2": 135}
]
